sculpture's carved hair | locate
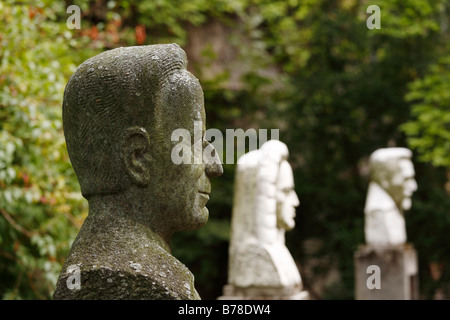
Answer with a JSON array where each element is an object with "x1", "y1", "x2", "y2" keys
[
  {"x1": 369, "y1": 147, "x2": 412, "y2": 185},
  {"x1": 63, "y1": 44, "x2": 187, "y2": 198}
]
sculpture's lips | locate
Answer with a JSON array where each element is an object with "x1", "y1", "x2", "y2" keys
[{"x1": 198, "y1": 190, "x2": 210, "y2": 200}]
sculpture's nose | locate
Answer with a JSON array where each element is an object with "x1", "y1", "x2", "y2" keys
[
  {"x1": 411, "y1": 179, "x2": 418, "y2": 192},
  {"x1": 204, "y1": 142, "x2": 223, "y2": 178},
  {"x1": 290, "y1": 190, "x2": 300, "y2": 207},
  {"x1": 206, "y1": 162, "x2": 223, "y2": 178},
  {"x1": 405, "y1": 178, "x2": 418, "y2": 194}
]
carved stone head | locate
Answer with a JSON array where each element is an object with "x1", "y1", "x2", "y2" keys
[
  {"x1": 63, "y1": 43, "x2": 222, "y2": 236},
  {"x1": 55, "y1": 44, "x2": 222, "y2": 300},
  {"x1": 231, "y1": 140, "x2": 299, "y2": 244},
  {"x1": 369, "y1": 147, "x2": 417, "y2": 211},
  {"x1": 227, "y1": 140, "x2": 303, "y2": 293}
]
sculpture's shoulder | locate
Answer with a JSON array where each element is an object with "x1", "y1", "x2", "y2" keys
[
  {"x1": 53, "y1": 241, "x2": 200, "y2": 300},
  {"x1": 229, "y1": 240, "x2": 279, "y2": 287}
]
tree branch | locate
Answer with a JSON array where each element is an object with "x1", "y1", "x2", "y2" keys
[{"x1": 0, "y1": 207, "x2": 34, "y2": 238}]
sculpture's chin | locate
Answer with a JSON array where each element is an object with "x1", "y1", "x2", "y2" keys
[
  {"x1": 286, "y1": 221, "x2": 296, "y2": 231},
  {"x1": 198, "y1": 206, "x2": 209, "y2": 226},
  {"x1": 284, "y1": 221, "x2": 295, "y2": 231},
  {"x1": 402, "y1": 197, "x2": 412, "y2": 211},
  {"x1": 186, "y1": 206, "x2": 209, "y2": 231},
  {"x1": 277, "y1": 218, "x2": 295, "y2": 232}
]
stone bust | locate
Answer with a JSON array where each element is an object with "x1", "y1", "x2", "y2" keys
[
  {"x1": 53, "y1": 44, "x2": 223, "y2": 300},
  {"x1": 227, "y1": 140, "x2": 303, "y2": 296},
  {"x1": 364, "y1": 147, "x2": 417, "y2": 247}
]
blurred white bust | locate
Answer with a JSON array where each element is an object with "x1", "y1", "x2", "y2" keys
[
  {"x1": 228, "y1": 140, "x2": 303, "y2": 291},
  {"x1": 364, "y1": 147, "x2": 417, "y2": 246}
]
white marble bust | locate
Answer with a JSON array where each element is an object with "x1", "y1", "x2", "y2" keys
[
  {"x1": 227, "y1": 140, "x2": 303, "y2": 292},
  {"x1": 364, "y1": 147, "x2": 417, "y2": 247}
]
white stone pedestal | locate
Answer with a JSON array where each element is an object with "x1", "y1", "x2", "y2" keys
[{"x1": 354, "y1": 243, "x2": 419, "y2": 300}]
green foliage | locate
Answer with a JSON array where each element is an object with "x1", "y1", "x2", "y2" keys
[
  {"x1": 401, "y1": 55, "x2": 450, "y2": 168},
  {"x1": 0, "y1": 1, "x2": 90, "y2": 299},
  {"x1": 374, "y1": 0, "x2": 441, "y2": 38}
]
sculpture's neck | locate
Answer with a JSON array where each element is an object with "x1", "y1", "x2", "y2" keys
[
  {"x1": 86, "y1": 192, "x2": 172, "y2": 253},
  {"x1": 365, "y1": 181, "x2": 401, "y2": 214},
  {"x1": 277, "y1": 228, "x2": 286, "y2": 245}
]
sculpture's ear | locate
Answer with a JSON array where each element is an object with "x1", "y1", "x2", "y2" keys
[{"x1": 122, "y1": 126, "x2": 151, "y2": 187}]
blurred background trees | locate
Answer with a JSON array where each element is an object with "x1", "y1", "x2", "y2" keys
[{"x1": 1, "y1": 0, "x2": 449, "y2": 299}]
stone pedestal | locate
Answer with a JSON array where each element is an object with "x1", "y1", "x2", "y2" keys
[
  {"x1": 354, "y1": 243, "x2": 419, "y2": 300},
  {"x1": 218, "y1": 284, "x2": 309, "y2": 300}
]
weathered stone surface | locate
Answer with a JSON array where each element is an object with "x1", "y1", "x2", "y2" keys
[
  {"x1": 364, "y1": 147, "x2": 417, "y2": 246},
  {"x1": 220, "y1": 140, "x2": 308, "y2": 300},
  {"x1": 354, "y1": 244, "x2": 419, "y2": 300},
  {"x1": 53, "y1": 44, "x2": 223, "y2": 300}
]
